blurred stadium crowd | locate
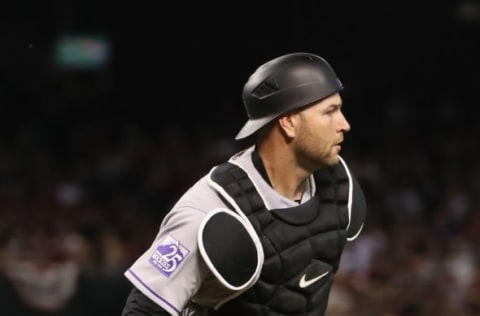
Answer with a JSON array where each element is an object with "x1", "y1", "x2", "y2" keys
[
  {"x1": 1, "y1": 1, "x2": 480, "y2": 315},
  {"x1": 0, "y1": 76, "x2": 479, "y2": 316}
]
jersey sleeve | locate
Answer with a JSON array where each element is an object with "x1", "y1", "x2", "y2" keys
[{"x1": 124, "y1": 206, "x2": 209, "y2": 316}]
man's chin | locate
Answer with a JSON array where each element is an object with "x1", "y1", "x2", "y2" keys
[
  {"x1": 314, "y1": 156, "x2": 340, "y2": 171},
  {"x1": 326, "y1": 155, "x2": 340, "y2": 166}
]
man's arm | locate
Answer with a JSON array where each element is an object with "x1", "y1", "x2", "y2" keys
[{"x1": 122, "y1": 287, "x2": 171, "y2": 316}]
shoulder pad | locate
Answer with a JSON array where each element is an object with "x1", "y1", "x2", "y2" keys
[
  {"x1": 198, "y1": 208, "x2": 263, "y2": 291},
  {"x1": 337, "y1": 157, "x2": 366, "y2": 240}
]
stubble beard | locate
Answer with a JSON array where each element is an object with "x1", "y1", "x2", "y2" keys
[{"x1": 296, "y1": 137, "x2": 338, "y2": 172}]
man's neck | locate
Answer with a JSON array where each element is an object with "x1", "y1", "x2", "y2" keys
[{"x1": 253, "y1": 146, "x2": 308, "y2": 202}]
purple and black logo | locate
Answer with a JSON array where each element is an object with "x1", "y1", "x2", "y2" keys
[{"x1": 149, "y1": 235, "x2": 190, "y2": 277}]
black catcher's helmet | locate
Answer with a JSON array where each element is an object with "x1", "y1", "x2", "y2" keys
[{"x1": 236, "y1": 52, "x2": 344, "y2": 140}]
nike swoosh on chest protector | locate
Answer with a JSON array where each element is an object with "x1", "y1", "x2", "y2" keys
[{"x1": 299, "y1": 271, "x2": 329, "y2": 288}]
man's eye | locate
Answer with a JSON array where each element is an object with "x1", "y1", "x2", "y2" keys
[{"x1": 325, "y1": 109, "x2": 336, "y2": 115}]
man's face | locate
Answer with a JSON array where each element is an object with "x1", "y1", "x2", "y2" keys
[{"x1": 292, "y1": 93, "x2": 351, "y2": 170}]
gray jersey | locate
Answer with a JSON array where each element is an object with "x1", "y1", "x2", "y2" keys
[{"x1": 124, "y1": 145, "x2": 341, "y2": 316}]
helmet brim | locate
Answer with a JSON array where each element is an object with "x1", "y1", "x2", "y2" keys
[{"x1": 234, "y1": 113, "x2": 279, "y2": 140}]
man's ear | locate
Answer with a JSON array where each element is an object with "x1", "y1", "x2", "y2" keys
[{"x1": 277, "y1": 113, "x2": 297, "y2": 138}]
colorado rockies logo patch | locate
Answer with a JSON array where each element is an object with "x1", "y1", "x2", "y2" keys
[{"x1": 149, "y1": 235, "x2": 190, "y2": 277}]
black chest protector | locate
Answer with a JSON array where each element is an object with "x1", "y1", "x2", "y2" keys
[{"x1": 206, "y1": 160, "x2": 366, "y2": 316}]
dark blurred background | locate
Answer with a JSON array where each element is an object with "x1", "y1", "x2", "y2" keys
[{"x1": 0, "y1": 1, "x2": 479, "y2": 315}]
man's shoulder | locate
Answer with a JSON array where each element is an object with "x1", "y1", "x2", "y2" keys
[
  {"x1": 175, "y1": 174, "x2": 224, "y2": 210},
  {"x1": 170, "y1": 147, "x2": 257, "y2": 214}
]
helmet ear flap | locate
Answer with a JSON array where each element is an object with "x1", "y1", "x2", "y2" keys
[{"x1": 236, "y1": 52, "x2": 343, "y2": 140}]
